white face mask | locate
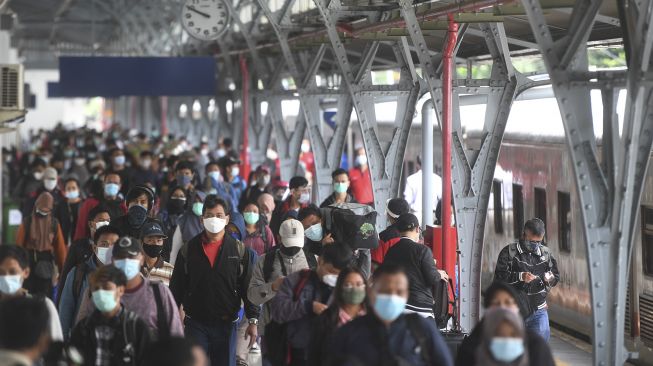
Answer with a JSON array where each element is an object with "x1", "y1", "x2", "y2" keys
[
  {"x1": 204, "y1": 217, "x2": 227, "y2": 234},
  {"x1": 322, "y1": 274, "x2": 338, "y2": 287},
  {"x1": 44, "y1": 179, "x2": 57, "y2": 191},
  {"x1": 33, "y1": 172, "x2": 44, "y2": 181},
  {"x1": 95, "y1": 220, "x2": 110, "y2": 230},
  {"x1": 141, "y1": 159, "x2": 152, "y2": 169},
  {"x1": 96, "y1": 247, "x2": 112, "y2": 264},
  {"x1": 356, "y1": 155, "x2": 368, "y2": 166},
  {"x1": 301, "y1": 143, "x2": 310, "y2": 153},
  {"x1": 231, "y1": 167, "x2": 240, "y2": 177}
]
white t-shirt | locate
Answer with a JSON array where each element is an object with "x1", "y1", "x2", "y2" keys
[{"x1": 403, "y1": 169, "x2": 442, "y2": 225}]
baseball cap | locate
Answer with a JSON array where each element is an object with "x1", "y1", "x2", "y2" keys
[
  {"x1": 141, "y1": 221, "x2": 167, "y2": 239},
  {"x1": 279, "y1": 219, "x2": 305, "y2": 248},
  {"x1": 386, "y1": 198, "x2": 410, "y2": 219},
  {"x1": 112, "y1": 236, "x2": 143, "y2": 257},
  {"x1": 395, "y1": 213, "x2": 420, "y2": 232},
  {"x1": 43, "y1": 167, "x2": 58, "y2": 180}
]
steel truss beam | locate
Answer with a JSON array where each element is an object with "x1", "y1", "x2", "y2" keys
[
  {"x1": 520, "y1": 0, "x2": 653, "y2": 364},
  {"x1": 313, "y1": 0, "x2": 420, "y2": 227}
]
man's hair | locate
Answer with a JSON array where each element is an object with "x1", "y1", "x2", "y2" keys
[
  {"x1": 331, "y1": 168, "x2": 349, "y2": 180},
  {"x1": 90, "y1": 264, "x2": 127, "y2": 287},
  {"x1": 89, "y1": 203, "x2": 112, "y2": 223},
  {"x1": 140, "y1": 150, "x2": 153, "y2": 158},
  {"x1": 103, "y1": 170, "x2": 122, "y2": 182},
  {"x1": 143, "y1": 337, "x2": 198, "y2": 366},
  {"x1": 223, "y1": 138, "x2": 233, "y2": 148},
  {"x1": 320, "y1": 244, "x2": 352, "y2": 271},
  {"x1": 205, "y1": 161, "x2": 219, "y2": 172},
  {"x1": 108, "y1": 147, "x2": 123, "y2": 156},
  {"x1": 0, "y1": 297, "x2": 50, "y2": 351},
  {"x1": 64, "y1": 177, "x2": 80, "y2": 187},
  {"x1": 0, "y1": 245, "x2": 29, "y2": 270},
  {"x1": 289, "y1": 176, "x2": 308, "y2": 190},
  {"x1": 31, "y1": 158, "x2": 47, "y2": 169},
  {"x1": 203, "y1": 194, "x2": 231, "y2": 215},
  {"x1": 94, "y1": 225, "x2": 122, "y2": 243},
  {"x1": 298, "y1": 204, "x2": 321, "y2": 221},
  {"x1": 175, "y1": 160, "x2": 195, "y2": 173},
  {"x1": 524, "y1": 218, "x2": 546, "y2": 237},
  {"x1": 372, "y1": 263, "x2": 406, "y2": 283}
]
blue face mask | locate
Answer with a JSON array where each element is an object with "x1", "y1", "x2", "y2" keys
[
  {"x1": 208, "y1": 171, "x2": 220, "y2": 182},
  {"x1": 92, "y1": 289, "x2": 118, "y2": 313},
  {"x1": 0, "y1": 274, "x2": 23, "y2": 295},
  {"x1": 489, "y1": 337, "x2": 525, "y2": 363},
  {"x1": 305, "y1": 224, "x2": 323, "y2": 242},
  {"x1": 65, "y1": 190, "x2": 80, "y2": 200},
  {"x1": 127, "y1": 204, "x2": 148, "y2": 227},
  {"x1": 113, "y1": 155, "x2": 126, "y2": 166},
  {"x1": 334, "y1": 182, "x2": 348, "y2": 193},
  {"x1": 243, "y1": 212, "x2": 260, "y2": 225},
  {"x1": 104, "y1": 183, "x2": 120, "y2": 197},
  {"x1": 521, "y1": 239, "x2": 541, "y2": 252},
  {"x1": 177, "y1": 174, "x2": 192, "y2": 187},
  {"x1": 114, "y1": 258, "x2": 141, "y2": 280},
  {"x1": 373, "y1": 294, "x2": 406, "y2": 322},
  {"x1": 192, "y1": 202, "x2": 204, "y2": 217}
]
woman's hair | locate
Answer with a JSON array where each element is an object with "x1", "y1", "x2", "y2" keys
[{"x1": 478, "y1": 308, "x2": 529, "y2": 366}]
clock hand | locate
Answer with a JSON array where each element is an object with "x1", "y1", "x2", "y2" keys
[{"x1": 186, "y1": 5, "x2": 211, "y2": 18}]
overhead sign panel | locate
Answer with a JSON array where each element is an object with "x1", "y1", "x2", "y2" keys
[{"x1": 50, "y1": 57, "x2": 216, "y2": 97}]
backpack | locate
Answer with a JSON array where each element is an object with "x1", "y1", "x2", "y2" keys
[
  {"x1": 72, "y1": 261, "x2": 92, "y2": 303},
  {"x1": 150, "y1": 281, "x2": 170, "y2": 339},
  {"x1": 324, "y1": 203, "x2": 378, "y2": 249},
  {"x1": 262, "y1": 248, "x2": 317, "y2": 282},
  {"x1": 432, "y1": 278, "x2": 455, "y2": 329}
]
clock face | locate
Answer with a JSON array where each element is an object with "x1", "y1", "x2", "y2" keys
[{"x1": 181, "y1": 0, "x2": 230, "y2": 41}]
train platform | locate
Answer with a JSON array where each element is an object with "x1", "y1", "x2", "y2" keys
[{"x1": 551, "y1": 329, "x2": 593, "y2": 366}]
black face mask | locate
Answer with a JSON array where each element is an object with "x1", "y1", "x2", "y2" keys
[
  {"x1": 127, "y1": 205, "x2": 148, "y2": 228},
  {"x1": 280, "y1": 246, "x2": 302, "y2": 256},
  {"x1": 167, "y1": 198, "x2": 186, "y2": 214},
  {"x1": 520, "y1": 239, "x2": 542, "y2": 252},
  {"x1": 143, "y1": 244, "x2": 163, "y2": 258}
]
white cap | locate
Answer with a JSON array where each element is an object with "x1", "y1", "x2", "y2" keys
[{"x1": 279, "y1": 219, "x2": 305, "y2": 248}]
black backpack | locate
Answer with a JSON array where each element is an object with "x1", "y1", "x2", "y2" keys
[
  {"x1": 324, "y1": 203, "x2": 378, "y2": 249},
  {"x1": 432, "y1": 278, "x2": 455, "y2": 329}
]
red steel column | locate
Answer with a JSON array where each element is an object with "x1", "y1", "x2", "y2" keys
[{"x1": 239, "y1": 55, "x2": 251, "y2": 180}]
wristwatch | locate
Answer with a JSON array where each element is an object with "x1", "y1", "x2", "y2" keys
[{"x1": 248, "y1": 318, "x2": 259, "y2": 325}]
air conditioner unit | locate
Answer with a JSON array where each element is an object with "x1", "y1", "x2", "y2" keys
[{"x1": 0, "y1": 64, "x2": 26, "y2": 124}]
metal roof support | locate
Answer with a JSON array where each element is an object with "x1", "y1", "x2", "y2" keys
[
  {"x1": 520, "y1": 0, "x2": 653, "y2": 363},
  {"x1": 269, "y1": 97, "x2": 307, "y2": 181},
  {"x1": 313, "y1": 0, "x2": 420, "y2": 228}
]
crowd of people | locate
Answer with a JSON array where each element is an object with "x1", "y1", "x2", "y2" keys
[{"x1": 0, "y1": 125, "x2": 560, "y2": 366}]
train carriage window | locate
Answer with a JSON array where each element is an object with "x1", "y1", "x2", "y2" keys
[
  {"x1": 512, "y1": 184, "x2": 524, "y2": 239},
  {"x1": 493, "y1": 180, "x2": 503, "y2": 233},
  {"x1": 641, "y1": 206, "x2": 653, "y2": 276},
  {"x1": 558, "y1": 192, "x2": 572, "y2": 252},
  {"x1": 534, "y1": 187, "x2": 547, "y2": 240}
]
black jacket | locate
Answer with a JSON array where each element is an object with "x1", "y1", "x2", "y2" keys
[
  {"x1": 319, "y1": 193, "x2": 357, "y2": 208},
  {"x1": 383, "y1": 238, "x2": 440, "y2": 313},
  {"x1": 70, "y1": 307, "x2": 152, "y2": 366},
  {"x1": 111, "y1": 215, "x2": 158, "y2": 239},
  {"x1": 493, "y1": 242, "x2": 560, "y2": 314},
  {"x1": 169, "y1": 232, "x2": 259, "y2": 323},
  {"x1": 455, "y1": 318, "x2": 555, "y2": 366},
  {"x1": 54, "y1": 201, "x2": 81, "y2": 245},
  {"x1": 56, "y1": 238, "x2": 94, "y2": 304}
]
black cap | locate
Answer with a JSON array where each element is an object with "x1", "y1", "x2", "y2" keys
[
  {"x1": 289, "y1": 176, "x2": 308, "y2": 189},
  {"x1": 386, "y1": 198, "x2": 410, "y2": 219},
  {"x1": 112, "y1": 236, "x2": 143, "y2": 257},
  {"x1": 141, "y1": 221, "x2": 167, "y2": 239},
  {"x1": 396, "y1": 213, "x2": 420, "y2": 232}
]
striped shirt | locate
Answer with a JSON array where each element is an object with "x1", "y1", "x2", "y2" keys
[{"x1": 142, "y1": 258, "x2": 174, "y2": 287}]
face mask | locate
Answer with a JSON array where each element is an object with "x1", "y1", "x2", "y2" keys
[
  {"x1": 113, "y1": 155, "x2": 126, "y2": 166},
  {"x1": 334, "y1": 182, "x2": 348, "y2": 193},
  {"x1": 298, "y1": 192, "x2": 310, "y2": 204},
  {"x1": 374, "y1": 294, "x2": 407, "y2": 322},
  {"x1": 489, "y1": 337, "x2": 525, "y2": 363},
  {"x1": 74, "y1": 158, "x2": 86, "y2": 166},
  {"x1": 104, "y1": 183, "x2": 120, "y2": 197},
  {"x1": 127, "y1": 205, "x2": 148, "y2": 227},
  {"x1": 141, "y1": 159, "x2": 152, "y2": 169},
  {"x1": 177, "y1": 174, "x2": 192, "y2": 187},
  {"x1": 192, "y1": 202, "x2": 204, "y2": 216},
  {"x1": 301, "y1": 143, "x2": 310, "y2": 153},
  {"x1": 201, "y1": 148, "x2": 209, "y2": 156},
  {"x1": 204, "y1": 217, "x2": 227, "y2": 234},
  {"x1": 355, "y1": 155, "x2": 367, "y2": 167},
  {"x1": 521, "y1": 239, "x2": 541, "y2": 252},
  {"x1": 44, "y1": 179, "x2": 57, "y2": 191},
  {"x1": 143, "y1": 244, "x2": 163, "y2": 258},
  {"x1": 92, "y1": 289, "x2": 118, "y2": 313},
  {"x1": 33, "y1": 171, "x2": 44, "y2": 181},
  {"x1": 114, "y1": 258, "x2": 141, "y2": 280},
  {"x1": 259, "y1": 175, "x2": 271, "y2": 186},
  {"x1": 280, "y1": 246, "x2": 302, "y2": 256},
  {"x1": 342, "y1": 287, "x2": 366, "y2": 305},
  {"x1": 217, "y1": 148, "x2": 226, "y2": 157},
  {"x1": 168, "y1": 197, "x2": 186, "y2": 214},
  {"x1": 208, "y1": 171, "x2": 221, "y2": 182},
  {"x1": 243, "y1": 212, "x2": 260, "y2": 225},
  {"x1": 0, "y1": 274, "x2": 23, "y2": 295},
  {"x1": 305, "y1": 224, "x2": 323, "y2": 242},
  {"x1": 66, "y1": 190, "x2": 80, "y2": 200},
  {"x1": 231, "y1": 167, "x2": 240, "y2": 177},
  {"x1": 95, "y1": 220, "x2": 110, "y2": 230},
  {"x1": 322, "y1": 274, "x2": 338, "y2": 287},
  {"x1": 96, "y1": 247, "x2": 112, "y2": 264}
]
